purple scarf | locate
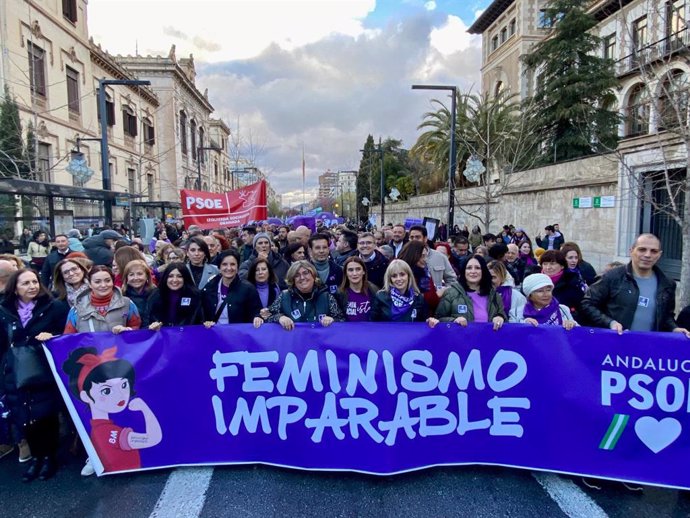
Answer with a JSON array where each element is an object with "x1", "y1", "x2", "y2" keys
[
  {"x1": 497, "y1": 286, "x2": 512, "y2": 313},
  {"x1": 17, "y1": 300, "x2": 36, "y2": 327},
  {"x1": 523, "y1": 298, "x2": 563, "y2": 326},
  {"x1": 390, "y1": 287, "x2": 415, "y2": 320}
]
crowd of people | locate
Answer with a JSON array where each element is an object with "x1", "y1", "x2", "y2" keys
[{"x1": 0, "y1": 218, "x2": 688, "y2": 485}]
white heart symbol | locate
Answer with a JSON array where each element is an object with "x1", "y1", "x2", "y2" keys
[{"x1": 634, "y1": 416, "x2": 682, "y2": 453}]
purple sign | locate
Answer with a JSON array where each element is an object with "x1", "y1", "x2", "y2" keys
[
  {"x1": 286, "y1": 216, "x2": 317, "y2": 233},
  {"x1": 43, "y1": 324, "x2": 690, "y2": 488}
]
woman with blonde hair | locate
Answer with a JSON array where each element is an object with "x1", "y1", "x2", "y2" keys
[
  {"x1": 113, "y1": 246, "x2": 145, "y2": 287},
  {"x1": 371, "y1": 259, "x2": 430, "y2": 323},
  {"x1": 122, "y1": 259, "x2": 157, "y2": 325}
]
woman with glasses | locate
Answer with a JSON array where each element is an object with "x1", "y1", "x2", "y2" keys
[
  {"x1": 52, "y1": 259, "x2": 90, "y2": 308},
  {"x1": 265, "y1": 260, "x2": 344, "y2": 330}
]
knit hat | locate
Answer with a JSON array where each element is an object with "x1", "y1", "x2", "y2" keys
[
  {"x1": 253, "y1": 232, "x2": 271, "y2": 248},
  {"x1": 67, "y1": 228, "x2": 82, "y2": 239},
  {"x1": 522, "y1": 273, "x2": 553, "y2": 298},
  {"x1": 534, "y1": 247, "x2": 546, "y2": 260}
]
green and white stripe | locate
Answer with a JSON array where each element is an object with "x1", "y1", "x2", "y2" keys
[{"x1": 599, "y1": 414, "x2": 629, "y2": 450}]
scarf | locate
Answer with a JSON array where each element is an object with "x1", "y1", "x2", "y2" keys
[
  {"x1": 90, "y1": 292, "x2": 114, "y2": 317},
  {"x1": 17, "y1": 299, "x2": 36, "y2": 327},
  {"x1": 497, "y1": 285, "x2": 512, "y2": 312},
  {"x1": 520, "y1": 253, "x2": 536, "y2": 266},
  {"x1": 523, "y1": 297, "x2": 563, "y2": 326},
  {"x1": 313, "y1": 259, "x2": 330, "y2": 284},
  {"x1": 66, "y1": 281, "x2": 90, "y2": 308},
  {"x1": 390, "y1": 287, "x2": 415, "y2": 320},
  {"x1": 548, "y1": 269, "x2": 564, "y2": 286}
]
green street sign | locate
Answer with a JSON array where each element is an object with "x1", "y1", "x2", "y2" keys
[
  {"x1": 594, "y1": 196, "x2": 601, "y2": 208},
  {"x1": 573, "y1": 198, "x2": 580, "y2": 208}
]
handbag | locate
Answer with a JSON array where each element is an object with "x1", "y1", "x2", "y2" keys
[{"x1": 5, "y1": 322, "x2": 53, "y2": 390}]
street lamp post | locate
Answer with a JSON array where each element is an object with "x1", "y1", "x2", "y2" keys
[
  {"x1": 98, "y1": 79, "x2": 151, "y2": 227},
  {"x1": 412, "y1": 84, "x2": 457, "y2": 231},
  {"x1": 197, "y1": 146, "x2": 221, "y2": 190}
]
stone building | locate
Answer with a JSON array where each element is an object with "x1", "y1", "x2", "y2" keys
[{"x1": 0, "y1": 0, "x2": 162, "y2": 233}]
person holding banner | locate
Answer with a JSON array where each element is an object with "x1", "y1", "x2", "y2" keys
[
  {"x1": 147, "y1": 262, "x2": 204, "y2": 329},
  {"x1": 185, "y1": 237, "x2": 218, "y2": 290},
  {"x1": 246, "y1": 258, "x2": 282, "y2": 321},
  {"x1": 336, "y1": 256, "x2": 378, "y2": 322},
  {"x1": 64, "y1": 266, "x2": 141, "y2": 335},
  {"x1": 265, "y1": 260, "x2": 344, "y2": 330},
  {"x1": 201, "y1": 250, "x2": 263, "y2": 327},
  {"x1": 121, "y1": 260, "x2": 157, "y2": 326},
  {"x1": 436, "y1": 255, "x2": 506, "y2": 330},
  {"x1": 515, "y1": 273, "x2": 577, "y2": 329},
  {"x1": 371, "y1": 259, "x2": 431, "y2": 324},
  {"x1": 0, "y1": 269, "x2": 69, "y2": 482}
]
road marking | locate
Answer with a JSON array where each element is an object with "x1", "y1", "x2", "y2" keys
[
  {"x1": 149, "y1": 467, "x2": 214, "y2": 518},
  {"x1": 533, "y1": 473, "x2": 609, "y2": 518}
]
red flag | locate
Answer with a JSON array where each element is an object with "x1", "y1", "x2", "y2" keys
[{"x1": 181, "y1": 180, "x2": 267, "y2": 229}]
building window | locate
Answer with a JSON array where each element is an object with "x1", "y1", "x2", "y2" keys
[
  {"x1": 123, "y1": 106, "x2": 137, "y2": 137},
  {"x1": 632, "y1": 16, "x2": 648, "y2": 53},
  {"x1": 190, "y1": 120, "x2": 197, "y2": 160},
  {"x1": 143, "y1": 117, "x2": 155, "y2": 145},
  {"x1": 538, "y1": 9, "x2": 552, "y2": 29},
  {"x1": 128, "y1": 168, "x2": 136, "y2": 194},
  {"x1": 66, "y1": 66, "x2": 80, "y2": 114},
  {"x1": 27, "y1": 42, "x2": 46, "y2": 97},
  {"x1": 147, "y1": 174, "x2": 154, "y2": 199},
  {"x1": 509, "y1": 19, "x2": 516, "y2": 36},
  {"x1": 96, "y1": 90, "x2": 115, "y2": 126},
  {"x1": 180, "y1": 111, "x2": 187, "y2": 155},
  {"x1": 659, "y1": 69, "x2": 689, "y2": 130},
  {"x1": 500, "y1": 27, "x2": 508, "y2": 43},
  {"x1": 491, "y1": 35, "x2": 499, "y2": 51},
  {"x1": 37, "y1": 143, "x2": 51, "y2": 182},
  {"x1": 603, "y1": 34, "x2": 616, "y2": 60},
  {"x1": 626, "y1": 84, "x2": 650, "y2": 136},
  {"x1": 668, "y1": 0, "x2": 687, "y2": 50},
  {"x1": 199, "y1": 127, "x2": 205, "y2": 163},
  {"x1": 62, "y1": 0, "x2": 77, "y2": 23},
  {"x1": 494, "y1": 81, "x2": 504, "y2": 98}
]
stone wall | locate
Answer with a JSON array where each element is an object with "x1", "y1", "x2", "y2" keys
[{"x1": 383, "y1": 154, "x2": 620, "y2": 272}]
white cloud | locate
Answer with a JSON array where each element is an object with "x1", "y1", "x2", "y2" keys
[
  {"x1": 424, "y1": 1, "x2": 437, "y2": 10},
  {"x1": 430, "y1": 15, "x2": 479, "y2": 56}
]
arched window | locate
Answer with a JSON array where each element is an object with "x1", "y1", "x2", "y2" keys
[
  {"x1": 199, "y1": 127, "x2": 205, "y2": 163},
  {"x1": 626, "y1": 84, "x2": 650, "y2": 136},
  {"x1": 659, "y1": 69, "x2": 689, "y2": 130},
  {"x1": 180, "y1": 111, "x2": 187, "y2": 155},
  {"x1": 494, "y1": 81, "x2": 504, "y2": 98},
  {"x1": 190, "y1": 120, "x2": 197, "y2": 160}
]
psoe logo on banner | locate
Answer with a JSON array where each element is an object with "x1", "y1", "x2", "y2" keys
[
  {"x1": 600, "y1": 354, "x2": 690, "y2": 453},
  {"x1": 184, "y1": 194, "x2": 226, "y2": 212}
]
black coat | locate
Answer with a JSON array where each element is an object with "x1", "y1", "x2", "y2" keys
[
  {"x1": 146, "y1": 288, "x2": 204, "y2": 327},
  {"x1": 201, "y1": 275, "x2": 262, "y2": 323},
  {"x1": 124, "y1": 285, "x2": 157, "y2": 327},
  {"x1": 361, "y1": 251, "x2": 389, "y2": 289},
  {"x1": 370, "y1": 290, "x2": 428, "y2": 322},
  {"x1": 0, "y1": 295, "x2": 68, "y2": 427},
  {"x1": 40, "y1": 247, "x2": 72, "y2": 287},
  {"x1": 553, "y1": 269, "x2": 586, "y2": 319},
  {"x1": 580, "y1": 263, "x2": 678, "y2": 332}
]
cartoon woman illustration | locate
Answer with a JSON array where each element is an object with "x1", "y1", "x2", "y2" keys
[{"x1": 63, "y1": 346, "x2": 162, "y2": 472}]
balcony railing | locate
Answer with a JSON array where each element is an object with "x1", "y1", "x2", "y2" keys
[{"x1": 615, "y1": 27, "x2": 689, "y2": 77}]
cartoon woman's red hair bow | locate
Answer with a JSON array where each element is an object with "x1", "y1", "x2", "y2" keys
[{"x1": 77, "y1": 346, "x2": 118, "y2": 392}]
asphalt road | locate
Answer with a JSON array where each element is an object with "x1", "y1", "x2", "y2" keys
[{"x1": 2, "y1": 450, "x2": 690, "y2": 518}]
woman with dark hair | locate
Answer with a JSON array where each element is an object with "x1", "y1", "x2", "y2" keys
[
  {"x1": 246, "y1": 258, "x2": 281, "y2": 320},
  {"x1": 518, "y1": 239, "x2": 538, "y2": 270},
  {"x1": 560, "y1": 242, "x2": 597, "y2": 286},
  {"x1": 436, "y1": 255, "x2": 506, "y2": 330},
  {"x1": 201, "y1": 250, "x2": 263, "y2": 327},
  {"x1": 398, "y1": 241, "x2": 442, "y2": 315},
  {"x1": 371, "y1": 259, "x2": 431, "y2": 324},
  {"x1": 0, "y1": 269, "x2": 68, "y2": 481},
  {"x1": 336, "y1": 256, "x2": 378, "y2": 322},
  {"x1": 239, "y1": 233, "x2": 289, "y2": 289},
  {"x1": 147, "y1": 262, "x2": 204, "y2": 328},
  {"x1": 283, "y1": 243, "x2": 306, "y2": 264},
  {"x1": 53, "y1": 258, "x2": 90, "y2": 308},
  {"x1": 64, "y1": 266, "x2": 141, "y2": 334},
  {"x1": 265, "y1": 260, "x2": 344, "y2": 330},
  {"x1": 185, "y1": 236, "x2": 218, "y2": 290},
  {"x1": 121, "y1": 260, "x2": 157, "y2": 326},
  {"x1": 539, "y1": 250, "x2": 585, "y2": 320},
  {"x1": 62, "y1": 346, "x2": 161, "y2": 473}
]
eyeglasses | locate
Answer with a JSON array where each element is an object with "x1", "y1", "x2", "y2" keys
[
  {"x1": 295, "y1": 271, "x2": 313, "y2": 279},
  {"x1": 61, "y1": 267, "x2": 80, "y2": 276}
]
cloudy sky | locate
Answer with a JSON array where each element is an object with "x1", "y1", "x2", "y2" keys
[{"x1": 89, "y1": 0, "x2": 490, "y2": 206}]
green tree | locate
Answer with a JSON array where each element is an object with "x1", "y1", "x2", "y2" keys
[
  {"x1": 357, "y1": 135, "x2": 376, "y2": 221},
  {"x1": 0, "y1": 86, "x2": 26, "y2": 177},
  {"x1": 522, "y1": 0, "x2": 619, "y2": 162}
]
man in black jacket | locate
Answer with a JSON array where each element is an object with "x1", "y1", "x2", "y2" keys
[
  {"x1": 357, "y1": 232, "x2": 388, "y2": 288},
  {"x1": 580, "y1": 234, "x2": 690, "y2": 337},
  {"x1": 40, "y1": 234, "x2": 71, "y2": 288}
]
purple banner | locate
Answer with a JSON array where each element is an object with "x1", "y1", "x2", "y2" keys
[{"x1": 44, "y1": 324, "x2": 690, "y2": 488}]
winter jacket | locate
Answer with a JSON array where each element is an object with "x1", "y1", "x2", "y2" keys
[
  {"x1": 186, "y1": 263, "x2": 219, "y2": 290},
  {"x1": 266, "y1": 286, "x2": 345, "y2": 323},
  {"x1": 552, "y1": 269, "x2": 586, "y2": 319},
  {"x1": 0, "y1": 294, "x2": 68, "y2": 427},
  {"x1": 65, "y1": 288, "x2": 140, "y2": 333},
  {"x1": 426, "y1": 248, "x2": 458, "y2": 287},
  {"x1": 370, "y1": 290, "x2": 428, "y2": 322},
  {"x1": 83, "y1": 234, "x2": 116, "y2": 266},
  {"x1": 40, "y1": 247, "x2": 72, "y2": 287},
  {"x1": 335, "y1": 248, "x2": 358, "y2": 267},
  {"x1": 536, "y1": 234, "x2": 564, "y2": 251},
  {"x1": 146, "y1": 287, "x2": 204, "y2": 327},
  {"x1": 514, "y1": 303, "x2": 576, "y2": 324},
  {"x1": 124, "y1": 285, "x2": 157, "y2": 326},
  {"x1": 238, "y1": 250, "x2": 290, "y2": 289},
  {"x1": 579, "y1": 263, "x2": 678, "y2": 332},
  {"x1": 435, "y1": 282, "x2": 506, "y2": 323},
  {"x1": 360, "y1": 251, "x2": 389, "y2": 289},
  {"x1": 310, "y1": 258, "x2": 343, "y2": 296},
  {"x1": 201, "y1": 275, "x2": 262, "y2": 323}
]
